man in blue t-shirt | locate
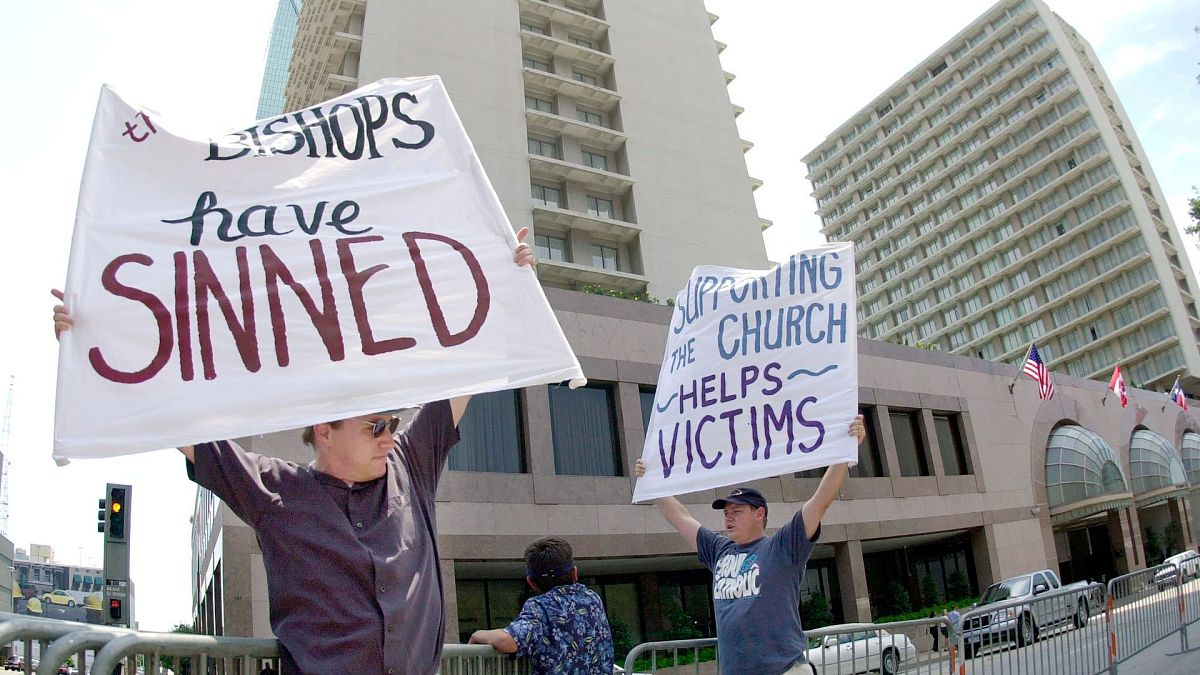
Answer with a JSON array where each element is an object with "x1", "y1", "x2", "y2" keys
[
  {"x1": 469, "y1": 537, "x2": 613, "y2": 674},
  {"x1": 635, "y1": 416, "x2": 865, "y2": 675}
]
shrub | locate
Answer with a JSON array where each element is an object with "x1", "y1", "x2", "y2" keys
[
  {"x1": 801, "y1": 593, "x2": 835, "y2": 630},
  {"x1": 920, "y1": 574, "x2": 941, "y2": 606},
  {"x1": 947, "y1": 570, "x2": 972, "y2": 600}
]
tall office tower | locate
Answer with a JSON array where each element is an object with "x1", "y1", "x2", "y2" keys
[
  {"x1": 284, "y1": 0, "x2": 771, "y2": 300},
  {"x1": 255, "y1": 0, "x2": 303, "y2": 120},
  {"x1": 803, "y1": 0, "x2": 1200, "y2": 394}
]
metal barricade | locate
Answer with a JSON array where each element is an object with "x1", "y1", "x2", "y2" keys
[
  {"x1": 622, "y1": 637, "x2": 718, "y2": 674},
  {"x1": 439, "y1": 644, "x2": 532, "y2": 674},
  {"x1": 952, "y1": 581, "x2": 1108, "y2": 674},
  {"x1": 806, "y1": 616, "x2": 953, "y2": 674},
  {"x1": 0, "y1": 613, "x2": 527, "y2": 675},
  {"x1": 1106, "y1": 562, "x2": 1188, "y2": 666}
]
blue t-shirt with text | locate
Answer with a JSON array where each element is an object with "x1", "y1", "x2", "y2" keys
[
  {"x1": 697, "y1": 509, "x2": 816, "y2": 675},
  {"x1": 505, "y1": 583, "x2": 614, "y2": 674}
]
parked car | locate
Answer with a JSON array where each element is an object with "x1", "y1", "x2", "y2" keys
[
  {"x1": 961, "y1": 569, "x2": 1091, "y2": 658},
  {"x1": 3, "y1": 656, "x2": 24, "y2": 671},
  {"x1": 41, "y1": 589, "x2": 77, "y2": 606},
  {"x1": 1153, "y1": 550, "x2": 1200, "y2": 588},
  {"x1": 805, "y1": 624, "x2": 918, "y2": 675}
]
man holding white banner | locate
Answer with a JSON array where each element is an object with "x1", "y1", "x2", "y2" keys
[
  {"x1": 51, "y1": 76, "x2": 585, "y2": 675},
  {"x1": 633, "y1": 247, "x2": 866, "y2": 674}
]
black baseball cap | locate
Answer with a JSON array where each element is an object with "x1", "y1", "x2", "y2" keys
[{"x1": 712, "y1": 487, "x2": 767, "y2": 512}]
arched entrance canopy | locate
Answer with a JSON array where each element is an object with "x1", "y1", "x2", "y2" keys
[
  {"x1": 1130, "y1": 429, "x2": 1189, "y2": 506},
  {"x1": 1182, "y1": 431, "x2": 1200, "y2": 486},
  {"x1": 1045, "y1": 425, "x2": 1133, "y2": 526}
]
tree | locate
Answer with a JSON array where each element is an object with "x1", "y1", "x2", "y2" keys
[
  {"x1": 1186, "y1": 187, "x2": 1200, "y2": 239},
  {"x1": 879, "y1": 579, "x2": 912, "y2": 617},
  {"x1": 947, "y1": 570, "x2": 972, "y2": 600},
  {"x1": 1144, "y1": 526, "x2": 1166, "y2": 566},
  {"x1": 1165, "y1": 519, "x2": 1184, "y2": 553},
  {"x1": 608, "y1": 616, "x2": 636, "y2": 662},
  {"x1": 161, "y1": 623, "x2": 195, "y2": 674},
  {"x1": 920, "y1": 574, "x2": 941, "y2": 606},
  {"x1": 801, "y1": 593, "x2": 835, "y2": 630}
]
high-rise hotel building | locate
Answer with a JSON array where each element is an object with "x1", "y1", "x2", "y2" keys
[
  {"x1": 803, "y1": 0, "x2": 1200, "y2": 394},
  {"x1": 255, "y1": 0, "x2": 303, "y2": 120},
  {"x1": 284, "y1": 0, "x2": 771, "y2": 300}
]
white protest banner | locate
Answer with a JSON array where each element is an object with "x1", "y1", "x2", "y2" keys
[
  {"x1": 54, "y1": 77, "x2": 585, "y2": 461},
  {"x1": 632, "y1": 244, "x2": 858, "y2": 502}
]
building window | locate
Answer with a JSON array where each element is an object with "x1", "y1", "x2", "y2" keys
[
  {"x1": 933, "y1": 413, "x2": 972, "y2": 475},
  {"x1": 582, "y1": 148, "x2": 609, "y2": 171},
  {"x1": 591, "y1": 244, "x2": 618, "y2": 270},
  {"x1": 851, "y1": 406, "x2": 887, "y2": 478},
  {"x1": 522, "y1": 55, "x2": 553, "y2": 73},
  {"x1": 525, "y1": 95, "x2": 556, "y2": 114},
  {"x1": 520, "y1": 19, "x2": 549, "y2": 35},
  {"x1": 455, "y1": 579, "x2": 530, "y2": 643},
  {"x1": 568, "y1": 33, "x2": 594, "y2": 48},
  {"x1": 535, "y1": 233, "x2": 569, "y2": 262},
  {"x1": 527, "y1": 135, "x2": 561, "y2": 160},
  {"x1": 530, "y1": 182, "x2": 563, "y2": 208},
  {"x1": 549, "y1": 383, "x2": 623, "y2": 476},
  {"x1": 576, "y1": 107, "x2": 604, "y2": 126},
  {"x1": 639, "y1": 387, "x2": 656, "y2": 432},
  {"x1": 891, "y1": 410, "x2": 931, "y2": 476},
  {"x1": 586, "y1": 195, "x2": 614, "y2": 218},
  {"x1": 449, "y1": 390, "x2": 526, "y2": 473},
  {"x1": 572, "y1": 69, "x2": 599, "y2": 86}
]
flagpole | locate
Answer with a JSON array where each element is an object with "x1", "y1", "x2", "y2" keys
[{"x1": 1009, "y1": 341, "x2": 1033, "y2": 394}]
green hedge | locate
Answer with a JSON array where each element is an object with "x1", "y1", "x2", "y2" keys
[{"x1": 874, "y1": 596, "x2": 979, "y2": 624}]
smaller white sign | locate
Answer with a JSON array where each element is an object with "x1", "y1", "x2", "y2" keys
[{"x1": 633, "y1": 245, "x2": 859, "y2": 502}]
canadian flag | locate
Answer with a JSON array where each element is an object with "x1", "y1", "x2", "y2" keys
[{"x1": 1109, "y1": 365, "x2": 1128, "y2": 408}]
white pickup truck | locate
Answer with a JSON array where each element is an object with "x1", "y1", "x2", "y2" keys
[{"x1": 960, "y1": 569, "x2": 1092, "y2": 658}]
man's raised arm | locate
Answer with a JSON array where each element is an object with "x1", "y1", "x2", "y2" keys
[
  {"x1": 800, "y1": 415, "x2": 866, "y2": 538},
  {"x1": 54, "y1": 288, "x2": 195, "y2": 461},
  {"x1": 635, "y1": 459, "x2": 702, "y2": 550}
]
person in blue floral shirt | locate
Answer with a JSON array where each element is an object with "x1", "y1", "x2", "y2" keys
[{"x1": 469, "y1": 537, "x2": 614, "y2": 674}]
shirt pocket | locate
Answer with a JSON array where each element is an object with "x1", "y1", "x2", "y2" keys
[{"x1": 386, "y1": 492, "x2": 426, "y2": 552}]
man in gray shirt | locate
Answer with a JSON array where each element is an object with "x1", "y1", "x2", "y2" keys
[
  {"x1": 53, "y1": 231, "x2": 537, "y2": 674},
  {"x1": 635, "y1": 416, "x2": 865, "y2": 675}
]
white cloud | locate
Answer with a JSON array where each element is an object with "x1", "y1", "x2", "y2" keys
[{"x1": 1105, "y1": 41, "x2": 1186, "y2": 81}]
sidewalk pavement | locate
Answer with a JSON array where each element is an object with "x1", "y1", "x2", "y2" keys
[{"x1": 1119, "y1": 620, "x2": 1200, "y2": 674}]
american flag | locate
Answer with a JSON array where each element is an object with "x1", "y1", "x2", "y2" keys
[
  {"x1": 1021, "y1": 343, "x2": 1055, "y2": 400},
  {"x1": 1169, "y1": 376, "x2": 1189, "y2": 411}
]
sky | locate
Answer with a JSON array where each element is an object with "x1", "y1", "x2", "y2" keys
[{"x1": 0, "y1": 0, "x2": 1196, "y2": 632}]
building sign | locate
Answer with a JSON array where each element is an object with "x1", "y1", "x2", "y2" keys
[
  {"x1": 54, "y1": 77, "x2": 585, "y2": 461},
  {"x1": 633, "y1": 245, "x2": 859, "y2": 501}
]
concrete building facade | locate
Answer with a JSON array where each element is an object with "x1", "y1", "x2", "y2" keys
[
  {"x1": 802, "y1": 0, "x2": 1200, "y2": 396},
  {"x1": 284, "y1": 0, "x2": 770, "y2": 301},
  {"x1": 192, "y1": 287, "x2": 1200, "y2": 642}
]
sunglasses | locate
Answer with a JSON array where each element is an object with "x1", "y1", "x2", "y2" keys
[{"x1": 357, "y1": 416, "x2": 400, "y2": 437}]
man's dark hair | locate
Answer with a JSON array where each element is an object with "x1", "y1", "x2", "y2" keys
[
  {"x1": 300, "y1": 421, "x2": 342, "y2": 448},
  {"x1": 525, "y1": 537, "x2": 575, "y2": 592}
]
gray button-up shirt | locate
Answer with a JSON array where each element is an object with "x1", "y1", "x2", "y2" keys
[{"x1": 189, "y1": 400, "x2": 458, "y2": 675}]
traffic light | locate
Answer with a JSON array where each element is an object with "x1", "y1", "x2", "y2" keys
[
  {"x1": 107, "y1": 486, "x2": 127, "y2": 541},
  {"x1": 108, "y1": 598, "x2": 123, "y2": 622},
  {"x1": 97, "y1": 497, "x2": 107, "y2": 533}
]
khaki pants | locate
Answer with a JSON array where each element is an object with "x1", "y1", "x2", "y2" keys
[{"x1": 782, "y1": 662, "x2": 813, "y2": 675}]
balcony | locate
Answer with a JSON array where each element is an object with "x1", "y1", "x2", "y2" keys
[
  {"x1": 285, "y1": 0, "x2": 366, "y2": 109},
  {"x1": 750, "y1": 176, "x2": 763, "y2": 191},
  {"x1": 740, "y1": 138, "x2": 754, "y2": 153},
  {"x1": 760, "y1": 218, "x2": 774, "y2": 232},
  {"x1": 518, "y1": 0, "x2": 609, "y2": 40},
  {"x1": 529, "y1": 154, "x2": 634, "y2": 193},
  {"x1": 520, "y1": 31, "x2": 614, "y2": 70},
  {"x1": 532, "y1": 204, "x2": 639, "y2": 242},
  {"x1": 525, "y1": 108, "x2": 627, "y2": 152},
  {"x1": 536, "y1": 258, "x2": 648, "y2": 293},
  {"x1": 522, "y1": 67, "x2": 621, "y2": 111},
  {"x1": 733, "y1": 103, "x2": 745, "y2": 118}
]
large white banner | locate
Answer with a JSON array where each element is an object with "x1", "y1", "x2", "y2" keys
[
  {"x1": 55, "y1": 77, "x2": 585, "y2": 461},
  {"x1": 633, "y1": 245, "x2": 858, "y2": 502}
]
